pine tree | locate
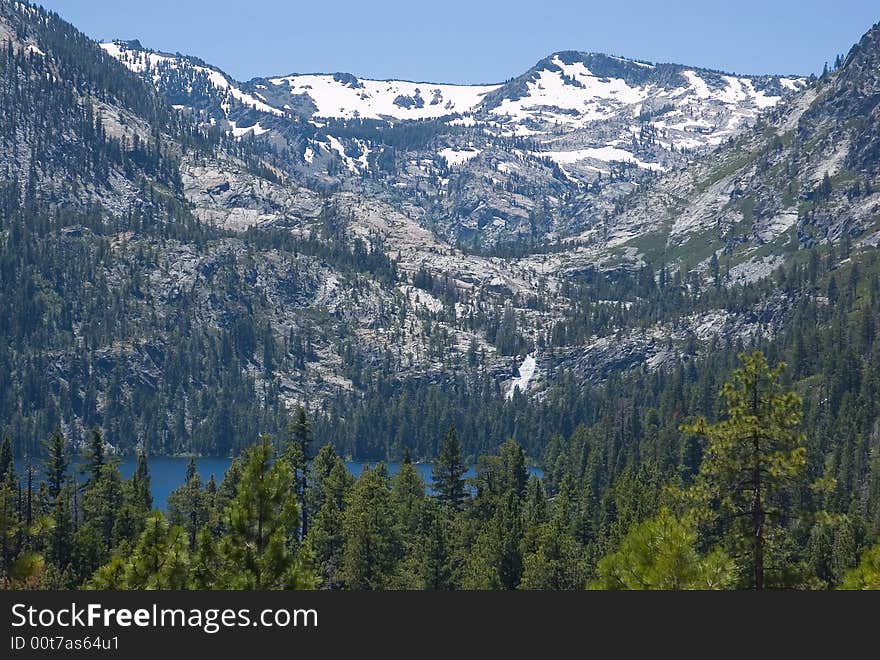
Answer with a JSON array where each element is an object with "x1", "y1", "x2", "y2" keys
[
  {"x1": 218, "y1": 435, "x2": 312, "y2": 589},
  {"x1": 495, "y1": 490, "x2": 524, "y2": 589},
  {"x1": 212, "y1": 458, "x2": 243, "y2": 534},
  {"x1": 188, "y1": 527, "x2": 220, "y2": 589},
  {"x1": 88, "y1": 512, "x2": 189, "y2": 589},
  {"x1": 0, "y1": 459, "x2": 22, "y2": 583},
  {"x1": 839, "y1": 539, "x2": 880, "y2": 589},
  {"x1": 0, "y1": 438, "x2": 13, "y2": 481},
  {"x1": 414, "y1": 499, "x2": 454, "y2": 589},
  {"x1": 524, "y1": 475, "x2": 549, "y2": 529},
  {"x1": 125, "y1": 512, "x2": 189, "y2": 589},
  {"x1": 130, "y1": 451, "x2": 152, "y2": 513},
  {"x1": 682, "y1": 352, "x2": 807, "y2": 589},
  {"x1": 111, "y1": 451, "x2": 153, "y2": 545},
  {"x1": 167, "y1": 459, "x2": 206, "y2": 550},
  {"x1": 392, "y1": 460, "x2": 426, "y2": 538},
  {"x1": 83, "y1": 428, "x2": 106, "y2": 486},
  {"x1": 590, "y1": 509, "x2": 734, "y2": 590},
  {"x1": 341, "y1": 465, "x2": 400, "y2": 589},
  {"x1": 284, "y1": 406, "x2": 312, "y2": 537},
  {"x1": 303, "y1": 458, "x2": 353, "y2": 589},
  {"x1": 432, "y1": 427, "x2": 466, "y2": 509},
  {"x1": 305, "y1": 443, "x2": 342, "y2": 528},
  {"x1": 79, "y1": 456, "x2": 124, "y2": 565},
  {"x1": 462, "y1": 489, "x2": 524, "y2": 590},
  {"x1": 47, "y1": 481, "x2": 75, "y2": 576},
  {"x1": 520, "y1": 519, "x2": 582, "y2": 590},
  {"x1": 43, "y1": 429, "x2": 68, "y2": 500},
  {"x1": 389, "y1": 461, "x2": 428, "y2": 588},
  {"x1": 499, "y1": 439, "x2": 528, "y2": 499}
]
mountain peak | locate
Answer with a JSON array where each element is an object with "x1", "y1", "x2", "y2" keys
[{"x1": 843, "y1": 20, "x2": 880, "y2": 68}]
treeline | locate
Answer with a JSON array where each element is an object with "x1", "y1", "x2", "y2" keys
[{"x1": 1, "y1": 358, "x2": 878, "y2": 590}]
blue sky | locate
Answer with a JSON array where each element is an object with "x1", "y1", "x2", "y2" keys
[{"x1": 39, "y1": 0, "x2": 879, "y2": 83}]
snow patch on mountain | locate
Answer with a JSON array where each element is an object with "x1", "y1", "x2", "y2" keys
[
  {"x1": 100, "y1": 41, "x2": 283, "y2": 116},
  {"x1": 491, "y1": 56, "x2": 644, "y2": 125},
  {"x1": 681, "y1": 70, "x2": 711, "y2": 99},
  {"x1": 540, "y1": 146, "x2": 666, "y2": 171},
  {"x1": 229, "y1": 121, "x2": 270, "y2": 137},
  {"x1": 326, "y1": 135, "x2": 358, "y2": 172},
  {"x1": 741, "y1": 79, "x2": 780, "y2": 108},
  {"x1": 266, "y1": 74, "x2": 499, "y2": 120},
  {"x1": 440, "y1": 147, "x2": 481, "y2": 166}
]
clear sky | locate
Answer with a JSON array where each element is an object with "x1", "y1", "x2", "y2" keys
[{"x1": 38, "y1": 0, "x2": 879, "y2": 84}]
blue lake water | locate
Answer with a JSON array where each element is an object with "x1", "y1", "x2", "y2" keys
[
  {"x1": 15, "y1": 456, "x2": 542, "y2": 510},
  {"x1": 117, "y1": 457, "x2": 542, "y2": 509}
]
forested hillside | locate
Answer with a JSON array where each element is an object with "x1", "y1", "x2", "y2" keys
[{"x1": 0, "y1": 1, "x2": 879, "y2": 589}]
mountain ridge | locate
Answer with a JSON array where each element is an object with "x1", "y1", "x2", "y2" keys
[
  {"x1": 99, "y1": 35, "x2": 807, "y2": 248},
  {"x1": 2, "y1": 0, "x2": 880, "y2": 463},
  {"x1": 102, "y1": 38, "x2": 805, "y2": 120},
  {"x1": 103, "y1": 38, "x2": 808, "y2": 90}
]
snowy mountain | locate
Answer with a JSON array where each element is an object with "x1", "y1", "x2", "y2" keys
[
  {"x1": 480, "y1": 52, "x2": 804, "y2": 169},
  {"x1": 101, "y1": 40, "x2": 804, "y2": 171},
  {"x1": 261, "y1": 72, "x2": 498, "y2": 121},
  {"x1": 98, "y1": 39, "x2": 807, "y2": 247},
  {"x1": 7, "y1": 0, "x2": 880, "y2": 462},
  {"x1": 100, "y1": 41, "x2": 282, "y2": 116}
]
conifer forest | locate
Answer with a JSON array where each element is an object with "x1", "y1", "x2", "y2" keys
[{"x1": 1, "y1": 1, "x2": 879, "y2": 590}]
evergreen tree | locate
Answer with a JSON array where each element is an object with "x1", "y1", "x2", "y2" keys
[
  {"x1": 682, "y1": 352, "x2": 808, "y2": 589},
  {"x1": 392, "y1": 460, "x2": 427, "y2": 538},
  {"x1": 43, "y1": 429, "x2": 68, "y2": 501},
  {"x1": 499, "y1": 439, "x2": 529, "y2": 499},
  {"x1": 303, "y1": 457, "x2": 353, "y2": 589},
  {"x1": 839, "y1": 539, "x2": 880, "y2": 589},
  {"x1": 462, "y1": 490, "x2": 524, "y2": 590},
  {"x1": 413, "y1": 500, "x2": 454, "y2": 589},
  {"x1": 590, "y1": 509, "x2": 734, "y2": 590},
  {"x1": 520, "y1": 519, "x2": 582, "y2": 590},
  {"x1": 130, "y1": 451, "x2": 153, "y2": 513},
  {"x1": 0, "y1": 438, "x2": 13, "y2": 481},
  {"x1": 78, "y1": 458, "x2": 125, "y2": 565},
  {"x1": 495, "y1": 490, "x2": 524, "y2": 589},
  {"x1": 218, "y1": 435, "x2": 312, "y2": 589},
  {"x1": 305, "y1": 443, "x2": 342, "y2": 528},
  {"x1": 188, "y1": 527, "x2": 220, "y2": 589},
  {"x1": 46, "y1": 481, "x2": 75, "y2": 579},
  {"x1": 167, "y1": 459, "x2": 207, "y2": 550},
  {"x1": 89, "y1": 512, "x2": 189, "y2": 590},
  {"x1": 83, "y1": 428, "x2": 106, "y2": 486},
  {"x1": 341, "y1": 465, "x2": 400, "y2": 589},
  {"x1": 389, "y1": 461, "x2": 429, "y2": 588},
  {"x1": 524, "y1": 475, "x2": 549, "y2": 529},
  {"x1": 213, "y1": 458, "x2": 243, "y2": 532},
  {"x1": 284, "y1": 407, "x2": 312, "y2": 536},
  {"x1": 432, "y1": 427, "x2": 466, "y2": 510},
  {"x1": 0, "y1": 461, "x2": 22, "y2": 583}
]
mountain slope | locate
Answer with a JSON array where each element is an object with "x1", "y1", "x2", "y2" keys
[
  {"x1": 0, "y1": 2, "x2": 182, "y2": 219},
  {"x1": 4, "y1": 1, "x2": 880, "y2": 467},
  {"x1": 582, "y1": 21, "x2": 880, "y2": 285},
  {"x1": 261, "y1": 71, "x2": 498, "y2": 121},
  {"x1": 0, "y1": 2, "x2": 554, "y2": 456},
  {"x1": 100, "y1": 39, "x2": 806, "y2": 245}
]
